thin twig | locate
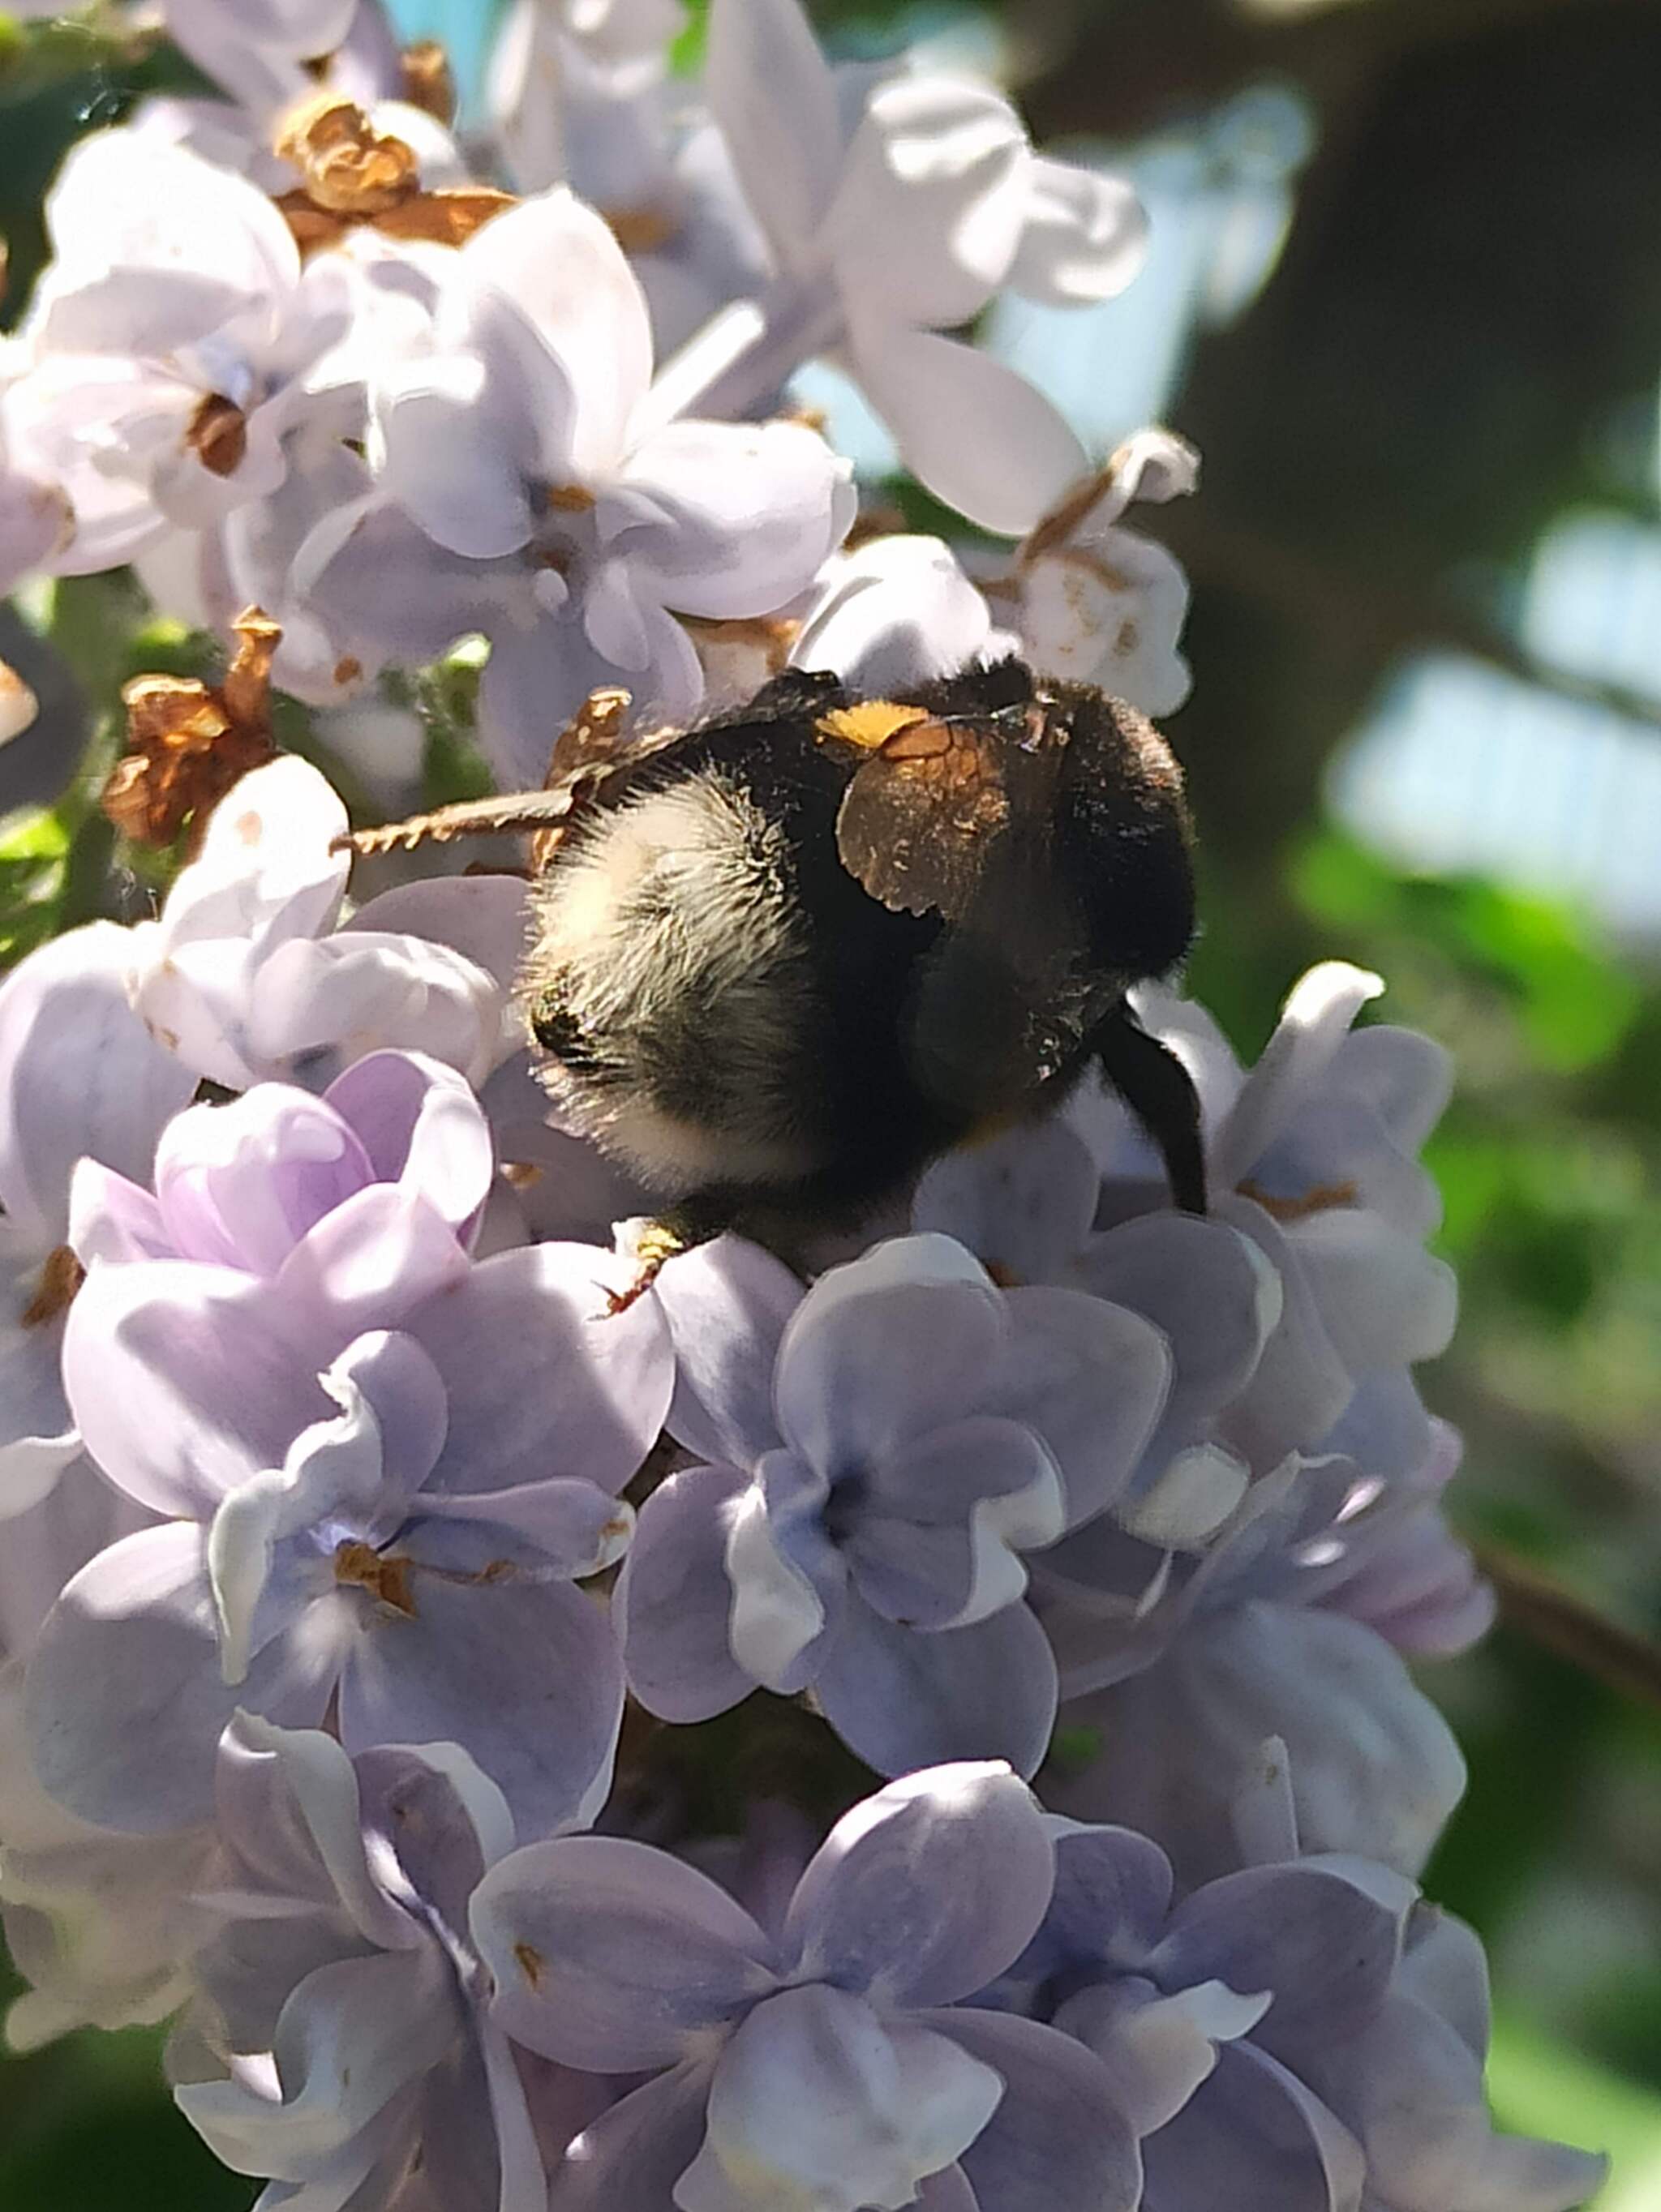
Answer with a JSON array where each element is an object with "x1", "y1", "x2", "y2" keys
[{"x1": 1472, "y1": 1538, "x2": 1661, "y2": 1712}]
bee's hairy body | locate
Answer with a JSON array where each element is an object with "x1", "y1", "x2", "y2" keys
[{"x1": 525, "y1": 661, "x2": 1199, "y2": 1237}]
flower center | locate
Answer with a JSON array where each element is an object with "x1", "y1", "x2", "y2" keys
[
  {"x1": 187, "y1": 392, "x2": 248, "y2": 478},
  {"x1": 20, "y1": 1243, "x2": 84, "y2": 1328},
  {"x1": 334, "y1": 1538, "x2": 418, "y2": 1617}
]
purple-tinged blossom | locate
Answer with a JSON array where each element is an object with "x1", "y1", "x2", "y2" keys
[
  {"x1": 0, "y1": 924, "x2": 195, "y2": 1516},
  {"x1": 26, "y1": 1051, "x2": 671, "y2": 1835},
  {"x1": 127, "y1": 757, "x2": 521, "y2": 1091},
  {"x1": 471, "y1": 1761, "x2": 1143, "y2": 2212},
  {"x1": 650, "y1": 0, "x2": 1147, "y2": 532},
  {"x1": 0, "y1": 1657, "x2": 217, "y2": 2049},
  {"x1": 618, "y1": 1232, "x2": 1170, "y2": 1777},
  {"x1": 307, "y1": 185, "x2": 852, "y2": 784},
  {"x1": 1038, "y1": 1451, "x2": 1479, "y2": 1883},
  {"x1": 1006, "y1": 1753, "x2": 1604, "y2": 2212},
  {"x1": 175, "y1": 1714, "x2": 549, "y2": 2212}
]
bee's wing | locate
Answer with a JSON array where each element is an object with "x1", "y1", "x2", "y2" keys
[{"x1": 835, "y1": 716, "x2": 1039, "y2": 922}]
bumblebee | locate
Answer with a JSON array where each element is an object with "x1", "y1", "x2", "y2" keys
[{"x1": 346, "y1": 660, "x2": 1204, "y2": 1274}]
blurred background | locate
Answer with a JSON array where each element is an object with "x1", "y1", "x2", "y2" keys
[{"x1": 2, "y1": 0, "x2": 1659, "y2": 2203}]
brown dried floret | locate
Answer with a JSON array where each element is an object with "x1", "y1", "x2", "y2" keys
[{"x1": 105, "y1": 607, "x2": 282, "y2": 851}]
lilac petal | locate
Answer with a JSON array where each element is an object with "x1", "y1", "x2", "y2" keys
[
  {"x1": 1328, "y1": 1025, "x2": 1453, "y2": 1155},
  {"x1": 1215, "y1": 1196, "x2": 1353, "y2": 1471},
  {"x1": 216, "y1": 1716, "x2": 418, "y2": 1955},
  {"x1": 849, "y1": 322, "x2": 1087, "y2": 536},
  {"x1": 912, "y1": 1117, "x2": 1101, "y2": 1288},
  {"x1": 704, "y1": 0, "x2": 840, "y2": 272},
  {"x1": 1042, "y1": 1823, "x2": 1175, "y2": 1966},
  {"x1": 411, "y1": 1480, "x2": 633, "y2": 1579},
  {"x1": 1215, "y1": 963, "x2": 1384, "y2": 1189},
  {"x1": 656, "y1": 1236, "x2": 802, "y2": 1468},
  {"x1": 339, "y1": 1570, "x2": 624, "y2": 1839},
  {"x1": 0, "y1": 923, "x2": 195, "y2": 1248},
  {"x1": 550, "y1": 2060, "x2": 715, "y2": 2212},
  {"x1": 607, "y1": 418, "x2": 848, "y2": 619},
  {"x1": 377, "y1": 339, "x2": 551, "y2": 561},
  {"x1": 1078, "y1": 1214, "x2": 1277, "y2": 1436},
  {"x1": 477, "y1": 605, "x2": 703, "y2": 791},
  {"x1": 25, "y1": 1524, "x2": 338, "y2": 1831},
  {"x1": 471, "y1": 1836, "x2": 776, "y2": 2069},
  {"x1": 814, "y1": 1588, "x2": 1058, "y2": 1780},
  {"x1": 792, "y1": 534, "x2": 1002, "y2": 696},
  {"x1": 0, "y1": 1273, "x2": 79, "y2": 1515},
  {"x1": 177, "y1": 1948, "x2": 456, "y2": 2180},
  {"x1": 1055, "y1": 1978, "x2": 1268, "y2": 2134},
  {"x1": 861, "y1": 1417, "x2": 1066, "y2": 1627},
  {"x1": 1137, "y1": 2038, "x2": 1363, "y2": 2212},
  {"x1": 785, "y1": 1763, "x2": 1054, "y2": 2006},
  {"x1": 247, "y1": 932, "x2": 505, "y2": 1091},
  {"x1": 775, "y1": 1248, "x2": 1006, "y2": 1474},
  {"x1": 406, "y1": 1243, "x2": 673, "y2": 1498},
  {"x1": 998, "y1": 1287, "x2": 1171, "y2": 1527},
  {"x1": 679, "y1": 1985, "x2": 1004, "y2": 2212},
  {"x1": 616, "y1": 1463, "x2": 756, "y2": 1722},
  {"x1": 0, "y1": 1453, "x2": 152, "y2": 1659},
  {"x1": 62, "y1": 1260, "x2": 332, "y2": 1517},
  {"x1": 1290, "y1": 1211, "x2": 1458, "y2": 1372},
  {"x1": 916, "y1": 2167, "x2": 978, "y2": 2211},
  {"x1": 725, "y1": 1467, "x2": 837, "y2": 1690},
  {"x1": 346, "y1": 876, "x2": 530, "y2": 1001},
  {"x1": 152, "y1": 1087, "x2": 371, "y2": 1274},
  {"x1": 1152, "y1": 1865, "x2": 1401, "y2": 2047},
  {"x1": 272, "y1": 1184, "x2": 473, "y2": 1348},
  {"x1": 324, "y1": 1052, "x2": 496, "y2": 1238},
  {"x1": 826, "y1": 78, "x2": 1028, "y2": 329},
  {"x1": 929, "y1": 2006, "x2": 1141, "y2": 2212},
  {"x1": 461, "y1": 188, "x2": 652, "y2": 477},
  {"x1": 1007, "y1": 159, "x2": 1148, "y2": 306},
  {"x1": 68, "y1": 1161, "x2": 172, "y2": 1265}
]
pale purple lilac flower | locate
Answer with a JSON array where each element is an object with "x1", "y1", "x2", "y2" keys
[
  {"x1": 0, "y1": 924, "x2": 195, "y2": 1516},
  {"x1": 991, "y1": 1763, "x2": 1604, "y2": 2212},
  {"x1": 1038, "y1": 1446, "x2": 1483, "y2": 1884},
  {"x1": 26, "y1": 1051, "x2": 671, "y2": 1836},
  {"x1": 307, "y1": 186, "x2": 852, "y2": 783},
  {"x1": 618, "y1": 1232, "x2": 1170, "y2": 1777},
  {"x1": 127, "y1": 756, "x2": 523, "y2": 1092},
  {"x1": 471, "y1": 1761, "x2": 1143, "y2": 2211},
  {"x1": 175, "y1": 1714, "x2": 548, "y2": 2212},
  {"x1": 648, "y1": 0, "x2": 1147, "y2": 532}
]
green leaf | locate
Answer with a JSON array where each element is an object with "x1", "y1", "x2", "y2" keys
[{"x1": 1487, "y1": 2009, "x2": 1661, "y2": 2208}]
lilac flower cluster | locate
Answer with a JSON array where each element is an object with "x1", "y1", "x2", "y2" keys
[{"x1": 0, "y1": 2, "x2": 1607, "y2": 2207}]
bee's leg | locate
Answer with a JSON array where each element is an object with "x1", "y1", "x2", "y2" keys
[
  {"x1": 1089, "y1": 1003, "x2": 1208, "y2": 1214},
  {"x1": 605, "y1": 1190, "x2": 741, "y2": 1314}
]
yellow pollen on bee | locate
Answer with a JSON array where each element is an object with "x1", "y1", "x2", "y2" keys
[
  {"x1": 333, "y1": 1539, "x2": 418, "y2": 1617},
  {"x1": 813, "y1": 701, "x2": 930, "y2": 752},
  {"x1": 1235, "y1": 1176, "x2": 1359, "y2": 1222},
  {"x1": 20, "y1": 1244, "x2": 84, "y2": 1328}
]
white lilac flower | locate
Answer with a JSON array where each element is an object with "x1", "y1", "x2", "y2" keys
[
  {"x1": 985, "y1": 427, "x2": 1200, "y2": 716},
  {"x1": 176, "y1": 1715, "x2": 548, "y2": 2212},
  {"x1": 304, "y1": 185, "x2": 852, "y2": 785},
  {"x1": 127, "y1": 755, "x2": 523, "y2": 1091},
  {"x1": 472, "y1": 1762, "x2": 1142, "y2": 2212},
  {"x1": 24, "y1": 1052, "x2": 672, "y2": 1836},
  {"x1": 617, "y1": 1232, "x2": 1170, "y2": 1778},
  {"x1": 0, "y1": 926, "x2": 195, "y2": 1518},
  {"x1": 646, "y1": 0, "x2": 1147, "y2": 533},
  {"x1": 1038, "y1": 1450, "x2": 1482, "y2": 1884},
  {"x1": 7, "y1": 134, "x2": 372, "y2": 575}
]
